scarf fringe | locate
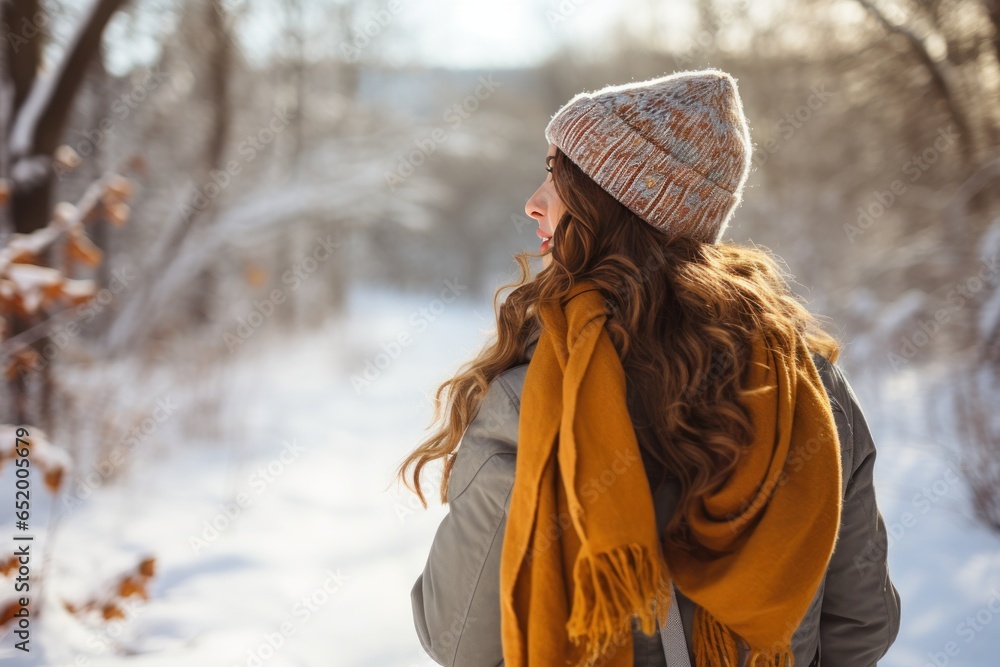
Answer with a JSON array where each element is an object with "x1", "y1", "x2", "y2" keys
[
  {"x1": 746, "y1": 649, "x2": 793, "y2": 667},
  {"x1": 693, "y1": 606, "x2": 793, "y2": 667},
  {"x1": 565, "y1": 542, "x2": 672, "y2": 664}
]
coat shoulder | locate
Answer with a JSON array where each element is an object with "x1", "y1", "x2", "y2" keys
[
  {"x1": 444, "y1": 333, "x2": 538, "y2": 505},
  {"x1": 446, "y1": 368, "x2": 523, "y2": 504},
  {"x1": 810, "y1": 350, "x2": 876, "y2": 495},
  {"x1": 810, "y1": 352, "x2": 850, "y2": 416},
  {"x1": 488, "y1": 327, "x2": 538, "y2": 414}
]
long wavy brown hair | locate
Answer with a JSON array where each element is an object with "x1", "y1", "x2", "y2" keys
[{"x1": 392, "y1": 147, "x2": 841, "y2": 557}]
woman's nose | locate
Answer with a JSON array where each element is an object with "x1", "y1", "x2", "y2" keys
[{"x1": 525, "y1": 189, "x2": 544, "y2": 220}]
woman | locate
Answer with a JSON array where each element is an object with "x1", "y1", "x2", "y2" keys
[{"x1": 398, "y1": 69, "x2": 901, "y2": 667}]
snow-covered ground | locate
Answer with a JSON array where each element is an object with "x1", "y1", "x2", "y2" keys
[
  {"x1": 857, "y1": 359, "x2": 1000, "y2": 667},
  {"x1": 1, "y1": 284, "x2": 998, "y2": 666}
]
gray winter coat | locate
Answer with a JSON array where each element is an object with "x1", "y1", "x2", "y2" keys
[{"x1": 411, "y1": 329, "x2": 901, "y2": 666}]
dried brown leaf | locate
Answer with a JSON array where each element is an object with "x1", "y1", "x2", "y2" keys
[
  {"x1": 2, "y1": 232, "x2": 52, "y2": 265},
  {"x1": 105, "y1": 176, "x2": 134, "y2": 203},
  {"x1": 66, "y1": 232, "x2": 103, "y2": 267},
  {"x1": 118, "y1": 575, "x2": 148, "y2": 600},
  {"x1": 101, "y1": 602, "x2": 124, "y2": 620},
  {"x1": 0, "y1": 555, "x2": 17, "y2": 577},
  {"x1": 105, "y1": 200, "x2": 130, "y2": 227},
  {"x1": 0, "y1": 601, "x2": 26, "y2": 627},
  {"x1": 138, "y1": 557, "x2": 156, "y2": 578},
  {"x1": 44, "y1": 466, "x2": 63, "y2": 493},
  {"x1": 4, "y1": 347, "x2": 41, "y2": 380}
]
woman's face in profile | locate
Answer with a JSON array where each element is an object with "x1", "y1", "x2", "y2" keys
[{"x1": 524, "y1": 143, "x2": 564, "y2": 268}]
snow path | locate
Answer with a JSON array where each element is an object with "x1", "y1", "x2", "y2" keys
[
  {"x1": 859, "y1": 361, "x2": 1000, "y2": 667},
  {"x1": 1, "y1": 285, "x2": 998, "y2": 666}
]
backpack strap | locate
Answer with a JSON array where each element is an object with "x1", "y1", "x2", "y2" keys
[{"x1": 659, "y1": 581, "x2": 692, "y2": 666}]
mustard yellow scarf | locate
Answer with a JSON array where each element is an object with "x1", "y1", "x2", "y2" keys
[{"x1": 499, "y1": 280, "x2": 843, "y2": 667}]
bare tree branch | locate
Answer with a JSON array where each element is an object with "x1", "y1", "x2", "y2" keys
[
  {"x1": 9, "y1": 0, "x2": 131, "y2": 160},
  {"x1": 986, "y1": 0, "x2": 1000, "y2": 67},
  {"x1": 855, "y1": 0, "x2": 976, "y2": 163},
  {"x1": 0, "y1": 0, "x2": 44, "y2": 125},
  {"x1": 103, "y1": 0, "x2": 236, "y2": 351}
]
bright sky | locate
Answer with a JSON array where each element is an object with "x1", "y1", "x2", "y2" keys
[
  {"x1": 377, "y1": 0, "x2": 631, "y2": 69},
  {"x1": 93, "y1": 0, "x2": 702, "y2": 74}
]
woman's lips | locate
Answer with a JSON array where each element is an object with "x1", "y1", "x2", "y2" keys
[{"x1": 536, "y1": 227, "x2": 553, "y2": 252}]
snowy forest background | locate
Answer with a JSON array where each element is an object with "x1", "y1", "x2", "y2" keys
[{"x1": 1, "y1": 0, "x2": 1000, "y2": 665}]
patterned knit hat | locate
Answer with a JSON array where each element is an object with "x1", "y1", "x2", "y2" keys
[{"x1": 544, "y1": 68, "x2": 753, "y2": 244}]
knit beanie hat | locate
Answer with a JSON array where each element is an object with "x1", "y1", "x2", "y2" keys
[{"x1": 544, "y1": 68, "x2": 753, "y2": 244}]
